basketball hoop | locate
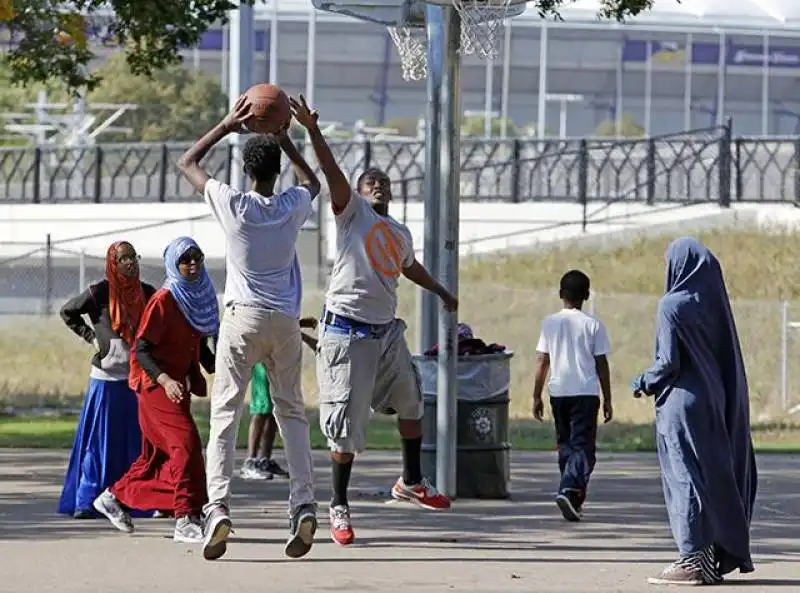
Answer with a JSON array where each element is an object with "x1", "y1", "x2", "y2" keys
[
  {"x1": 313, "y1": 0, "x2": 527, "y2": 82},
  {"x1": 388, "y1": 0, "x2": 526, "y2": 81},
  {"x1": 388, "y1": 27, "x2": 428, "y2": 81},
  {"x1": 446, "y1": 0, "x2": 517, "y2": 58}
]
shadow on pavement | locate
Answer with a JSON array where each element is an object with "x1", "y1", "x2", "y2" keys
[{"x1": 1, "y1": 449, "x2": 799, "y2": 570}]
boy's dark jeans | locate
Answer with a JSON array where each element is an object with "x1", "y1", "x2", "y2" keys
[{"x1": 551, "y1": 395, "x2": 600, "y2": 507}]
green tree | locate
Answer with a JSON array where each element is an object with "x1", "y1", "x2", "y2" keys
[
  {"x1": 0, "y1": 53, "x2": 227, "y2": 143},
  {"x1": 0, "y1": 0, "x2": 656, "y2": 94},
  {"x1": 86, "y1": 53, "x2": 227, "y2": 141},
  {"x1": 594, "y1": 113, "x2": 645, "y2": 138}
]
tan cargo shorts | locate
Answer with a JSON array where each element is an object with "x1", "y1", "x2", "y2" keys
[{"x1": 316, "y1": 317, "x2": 423, "y2": 454}]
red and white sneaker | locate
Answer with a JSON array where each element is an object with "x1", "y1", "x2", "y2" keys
[
  {"x1": 329, "y1": 504, "x2": 355, "y2": 546},
  {"x1": 391, "y1": 477, "x2": 451, "y2": 510}
]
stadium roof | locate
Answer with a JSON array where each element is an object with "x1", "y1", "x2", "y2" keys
[{"x1": 540, "y1": 0, "x2": 800, "y2": 32}]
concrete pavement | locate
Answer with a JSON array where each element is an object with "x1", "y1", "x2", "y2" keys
[{"x1": 1, "y1": 450, "x2": 799, "y2": 592}]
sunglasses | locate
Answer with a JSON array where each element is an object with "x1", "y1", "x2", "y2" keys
[
  {"x1": 179, "y1": 250, "x2": 204, "y2": 265},
  {"x1": 118, "y1": 254, "x2": 141, "y2": 264}
]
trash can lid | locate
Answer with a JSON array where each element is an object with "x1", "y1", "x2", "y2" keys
[{"x1": 412, "y1": 350, "x2": 514, "y2": 362}]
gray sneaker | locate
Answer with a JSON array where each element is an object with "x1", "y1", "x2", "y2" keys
[
  {"x1": 240, "y1": 458, "x2": 272, "y2": 481},
  {"x1": 202, "y1": 506, "x2": 233, "y2": 561},
  {"x1": 93, "y1": 489, "x2": 134, "y2": 534},
  {"x1": 284, "y1": 503, "x2": 317, "y2": 559},
  {"x1": 173, "y1": 516, "x2": 204, "y2": 544},
  {"x1": 259, "y1": 458, "x2": 289, "y2": 479}
]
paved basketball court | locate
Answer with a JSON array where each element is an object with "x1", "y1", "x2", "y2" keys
[{"x1": 1, "y1": 449, "x2": 798, "y2": 592}]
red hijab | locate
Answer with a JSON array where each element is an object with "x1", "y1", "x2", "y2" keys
[{"x1": 106, "y1": 241, "x2": 146, "y2": 346}]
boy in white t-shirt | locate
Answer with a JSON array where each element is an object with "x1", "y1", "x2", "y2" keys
[{"x1": 532, "y1": 270, "x2": 613, "y2": 522}]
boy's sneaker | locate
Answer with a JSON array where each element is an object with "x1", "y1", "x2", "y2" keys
[
  {"x1": 202, "y1": 506, "x2": 233, "y2": 561},
  {"x1": 556, "y1": 490, "x2": 583, "y2": 522},
  {"x1": 173, "y1": 516, "x2": 204, "y2": 544},
  {"x1": 259, "y1": 457, "x2": 289, "y2": 479},
  {"x1": 93, "y1": 489, "x2": 134, "y2": 533},
  {"x1": 391, "y1": 477, "x2": 451, "y2": 510},
  {"x1": 285, "y1": 503, "x2": 317, "y2": 559},
  {"x1": 329, "y1": 504, "x2": 355, "y2": 546},
  {"x1": 240, "y1": 458, "x2": 272, "y2": 481}
]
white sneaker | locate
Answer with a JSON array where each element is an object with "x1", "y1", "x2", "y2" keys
[
  {"x1": 173, "y1": 516, "x2": 204, "y2": 544},
  {"x1": 93, "y1": 489, "x2": 134, "y2": 534}
]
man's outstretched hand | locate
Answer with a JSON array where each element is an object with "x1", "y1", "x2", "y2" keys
[{"x1": 290, "y1": 94, "x2": 319, "y2": 130}]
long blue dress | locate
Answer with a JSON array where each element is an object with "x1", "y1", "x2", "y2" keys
[
  {"x1": 58, "y1": 377, "x2": 144, "y2": 516},
  {"x1": 634, "y1": 237, "x2": 757, "y2": 577},
  {"x1": 57, "y1": 277, "x2": 158, "y2": 519}
]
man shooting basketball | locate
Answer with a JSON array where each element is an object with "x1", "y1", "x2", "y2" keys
[
  {"x1": 177, "y1": 93, "x2": 319, "y2": 561},
  {"x1": 290, "y1": 95, "x2": 458, "y2": 547}
]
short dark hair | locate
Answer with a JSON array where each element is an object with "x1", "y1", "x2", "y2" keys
[
  {"x1": 357, "y1": 167, "x2": 389, "y2": 191},
  {"x1": 242, "y1": 135, "x2": 281, "y2": 182},
  {"x1": 559, "y1": 269, "x2": 591, "y2": 303}
]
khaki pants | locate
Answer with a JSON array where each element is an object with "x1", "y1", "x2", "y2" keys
[{"x1": 204, "y1": 304, "x2": 315, "y2": 516}]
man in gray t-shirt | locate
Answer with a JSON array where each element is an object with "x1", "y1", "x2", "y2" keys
[{"x1": 292, "y1": 96, "x2": 458, "y2": 548}]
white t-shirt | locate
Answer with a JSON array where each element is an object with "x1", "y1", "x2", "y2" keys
[
  {"x1": 203, "y1": 179, "x2": 313, "y2": 318},
  {"x1": 325, "y1": 194, "x2": 415, "y2": 324},
  {"x1": 536, "y1": 308, "x2": 612, "y2": 398}
]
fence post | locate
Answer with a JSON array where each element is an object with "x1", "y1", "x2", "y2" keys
[
  {"x1": 44, "y1": 233, "x2": 53, "y2": 316},
  {"x1": 79, "y1": 249, "x2": 86, "y2": 291},
  {"x1": 718, "y1": 119, "x2": 732, "y2": 208},
  {"x1": 510, "y1": 139, "x2": 521, "y2": 203},
  {"x1": 33, "y1": 147, "x2": 42, "y2": 204},
  {"x1": 578, "y1": 139, "x2": 589, "y2": 232},
  {"x1": 158, "y1": 144, "x2": 168, "y2": 202},
  {"x1": 363, "y1": 139, "x2": 372, "y2": 171},
  {"x1": 225, "y1": 144, "x2": 234, "y2": 186},
  {"x1": 646, "y1": 139, "x2": 656, "y2": 205},
  {"x1": 400, "y1": 178, "x2": 410, "y2": 224},
  {"x1": 93, "y1": 145, "x2": 103, "y2": 203},
  {"x1": 794, "y1": 139, "x2": 800, "y2": 206},
  {"x1": 782, "y1": 300, "x2": 789, "y2": 411},
  {"x1": 734, "y1": 139, "x2": 743, "y2": 202}
]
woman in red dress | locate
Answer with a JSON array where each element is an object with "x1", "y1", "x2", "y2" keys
[{"x1": 93, "y1": 236, "x2": 219, "y2": 544}]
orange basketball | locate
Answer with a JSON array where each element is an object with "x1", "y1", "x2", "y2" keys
[{"x1": 244, "y1": 83, "x2": 291, "y2": 134}]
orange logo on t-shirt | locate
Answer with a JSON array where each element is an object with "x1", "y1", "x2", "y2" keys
[{"x1": 365, "y1": 220, "x2": 404, "y2": 277}]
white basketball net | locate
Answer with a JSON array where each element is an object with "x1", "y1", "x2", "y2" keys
[{"x1": 388, "y1": 0, "x2": 513, "y2": 81}]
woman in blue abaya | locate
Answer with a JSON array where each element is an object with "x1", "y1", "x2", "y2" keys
[
  {"x1": 58, "y1": 241, "x2": 158, "y2": 518},
  {"x1": 633, "y1": 237, "x2": 758, "y2": 586}
]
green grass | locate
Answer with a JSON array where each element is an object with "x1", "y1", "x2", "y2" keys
[
  {"x1": 4, "y1": 411, "x2": 800, "y2": 452},
  {"x1": 3, "y1": 228, "x2": 800, "y2": 449}
]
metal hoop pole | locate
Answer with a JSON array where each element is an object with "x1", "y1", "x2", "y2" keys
[
  {"x1": 435, "y1": 6, "x2": 461, "y2": 499},
  {"x1": 420, "y1": 5, "x2": 444, "y2": 354},
  {"x1": 229, "y1": 5, "x2": 254, "y2": 191}
]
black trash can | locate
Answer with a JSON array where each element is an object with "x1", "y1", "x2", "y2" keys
[{"x1": 413, "y1": 351, "x2": 513, "y2": 499}]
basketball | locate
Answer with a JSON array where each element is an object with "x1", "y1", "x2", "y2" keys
[{"x1": 244, "y1": 83, "x2": 292, "y2": 134}]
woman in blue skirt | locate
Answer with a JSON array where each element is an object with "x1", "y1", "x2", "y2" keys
[{"x1": 58, "y1": 241, "x2": 157, "y2": 519}]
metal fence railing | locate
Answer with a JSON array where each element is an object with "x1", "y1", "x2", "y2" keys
[{"x1": 3, "y1": 119, "x2": 799, "y2": 205}]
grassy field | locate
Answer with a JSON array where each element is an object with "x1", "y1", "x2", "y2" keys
[
  {"x1": 3, "y1": 407, "x2": 800, "y2": 452},
  {"x1": 3, "y1": 228, "x2": 800, "y2": 445}
]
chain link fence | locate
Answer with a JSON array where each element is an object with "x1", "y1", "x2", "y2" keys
[
  {"x1": 0, "y1": 228, "x2": 326, "y2": 317},
  {"x1": 1, "y1": 265, "x2": 798, "y2": 423}
]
